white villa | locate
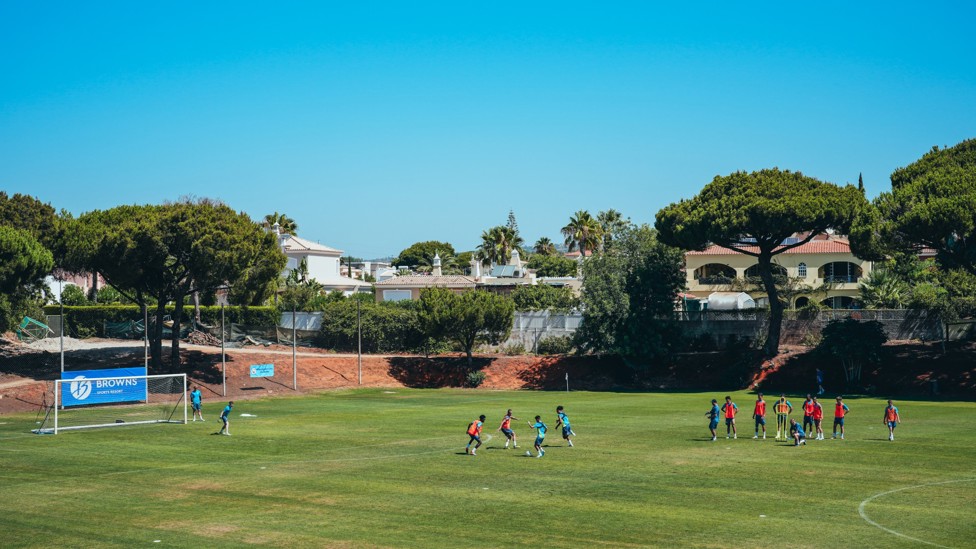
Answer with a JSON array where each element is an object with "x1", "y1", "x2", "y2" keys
[{"x1": 273, "y1": 224, "x2": 371, "y2": 296}]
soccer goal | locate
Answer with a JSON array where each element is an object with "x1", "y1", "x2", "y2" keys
[{"x1": 34, "y1": 374, "x2": 187, "y2": 434}]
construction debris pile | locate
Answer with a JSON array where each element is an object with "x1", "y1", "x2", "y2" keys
[{"x1": 185, "y1": 330, "x2": 222, "y2": 346}]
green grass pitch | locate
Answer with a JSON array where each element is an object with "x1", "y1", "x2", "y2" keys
[{"x1": 0, "y1": 390, "x2": 973, "y2": 548}]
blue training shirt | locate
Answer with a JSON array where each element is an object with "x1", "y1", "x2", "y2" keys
[
  {"x1": 221, "y1": 405, "x2": 232, "y2": 419},
  {"x1": 709, "y1": 405, "x2": 720, "y2": 419},
  {"x1": 533, "y1": 422, "x2": 547, "y2": 436},
  {"x1": 557, "y1": 412, "x2": 570, "y2": 427},
  {"x1": 191, "y1": 390, "x2": 201, "y2": 405}
]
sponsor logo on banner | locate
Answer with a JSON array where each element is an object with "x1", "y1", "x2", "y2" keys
[
  {"x1": 250, "y1": 364, "x2": 274, "y2": 378},
  {"x1": 61, "y1": 367, "x2": 147, "y2": 407}
]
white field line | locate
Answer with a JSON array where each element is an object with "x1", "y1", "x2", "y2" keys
[{"x1": 857, "y1": 477, "x2": 976, "y2": 549}]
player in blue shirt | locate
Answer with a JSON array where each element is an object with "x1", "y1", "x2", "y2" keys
[
  {"x1": 789, "y1": 418, "x2": 806, "y2": 446},
  {"x1": 217, "y1": 401, "x2": 233, "y2": 436},
  {"x1": 528, "y1": 416, "x2": 547, "y2": 458},
  {"x1": 190, "y1": 386, "x2": 204, "y2": 422},
  {"x1": 555, "y1": 405, "x2": 574, "y2": 447},
  {"x1": 705, "y1": 399, "x2": 720, "y2": 441}
]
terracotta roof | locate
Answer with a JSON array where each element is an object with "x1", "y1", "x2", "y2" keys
[
  {"x1": 563, "y1": 250, "x2": 593, "y2": 258},
  {"x1": 280, "y1": 234, "x2": 342, "y2": 255},
  {"x1": 686, "y1": 238, "x2": 852, "y2": 256},
  {"x1": 375, "y1": 275, "x2": 477, "y2": 288}
]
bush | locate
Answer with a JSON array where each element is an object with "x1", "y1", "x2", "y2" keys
[
  {"x1": 511, "y1": 285, "x2": 578, "y2": 312},
  {"x1": 59, "y1": 285, "x2": 89, "y2": 306},
  {"x1": 316, "y1": 300, "x2": 425, "y2": 353},
  {"x1": 466, "y1": 370, "x2": 487, "y2": 387},
  {"x1": 536, "y1": 335, "x2": 573, "y2": 355},
  {"x1": 817, "y1": 318, "x2": 887, "y2": 385},
  {"x1": 500, "y1": 342, "x2": 526, "y2": 356}
]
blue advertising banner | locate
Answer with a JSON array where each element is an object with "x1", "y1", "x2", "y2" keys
[
  {"x1": 250, "y1": 364, "x2": 274, "y2": 378},
  {"x1": 61, "y1": 367, "x2": 148, "y2": 407}
]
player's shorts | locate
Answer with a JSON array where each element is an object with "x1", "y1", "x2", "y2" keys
[
  {"x1": 754, "y1": 416, "x2": 766, "y2": 426},
  {"x1": 709, "y1": 419, "x2": 719, "y2": 430},
  {"x1": 501, "y1": 428, "x2": 514, "y2": 438},
  {"x1": 814, "y1": 419, "x2": 822, "y2": 426},
  {"x1": 888, "y1": 421, "x2": 898, "y2": 429},
  {"x1": 833, "y1": 417, "x2": 845, "y2": 426},
  {"x1": 562, "y1": 426, "x2": 572, "y2": 438},
  {"x1": 192, "y1": 402, "x2": 201, "y2": 411},
  {"x1": 725, "y1": 418, "x2": 735, "y2": 426},
  {"x1": 803, "y1": 416, "x2": 813, "y2": 425},
  {"x1": 469, "y1": 434, "x2": 481, "y2": 444},
  {"x1": 221, "y1": 416, "x2": 229, "y2": 425},
  {"x1": 535, "y1": 436, "x2": 545, "y2": 446}
]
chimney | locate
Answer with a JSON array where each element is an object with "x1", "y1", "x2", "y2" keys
[
  {"x1": 510, "y1": 248, "x2": 522, "y2": 271},
  {"x1": 432, "y1": 252, "x2": 442, "y2": 277},
  {"x1": 470, "y1": 258, "x2": 481, "y2": 279}
]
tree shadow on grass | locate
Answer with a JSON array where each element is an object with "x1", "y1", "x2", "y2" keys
[{"x1": 388, "y1": 356, "x2": 493, "y2": 388}]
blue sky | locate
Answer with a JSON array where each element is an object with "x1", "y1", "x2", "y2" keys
[{"x1": 2, "y1": 2, "x2": 974, "y2": 259}]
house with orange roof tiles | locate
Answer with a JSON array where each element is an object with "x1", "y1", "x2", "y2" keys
[{"x1": 683, "y1": 233, "x2": 873, "y2": 309}]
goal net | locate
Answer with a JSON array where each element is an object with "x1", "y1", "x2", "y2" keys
[{"x1": 35, "y1": 374, "x2": 187, "y2": 434}]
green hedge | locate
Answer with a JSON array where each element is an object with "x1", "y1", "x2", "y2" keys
[
  {"x1": 42, "y1": 305, "x2": 279, "y2": 339},
  {"x1": 315, "y1": 300, "x2": 427, "y2": 353}
]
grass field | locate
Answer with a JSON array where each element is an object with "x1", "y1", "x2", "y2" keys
[{"x1": 0, "y1": 389, "x2": 973, "y2": 548}]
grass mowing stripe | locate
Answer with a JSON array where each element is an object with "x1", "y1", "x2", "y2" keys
[{"x1": 0, "y1": 389, "x2": 972, "y2": 548}]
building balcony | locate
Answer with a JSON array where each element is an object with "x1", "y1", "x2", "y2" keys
[{"x1": 694, "y1": 276, "x2": 735, "y2": 286}]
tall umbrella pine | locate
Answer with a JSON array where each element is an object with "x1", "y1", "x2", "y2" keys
[
  {"x1": 655, "y1": 169, "x2": 867, "y2": 356},
  {"x1": 854, "y1": 138, "x2": 976, "y2": 275},
  {"x1": 62, "y1": 202, "x2": 285, "y2": 370}
]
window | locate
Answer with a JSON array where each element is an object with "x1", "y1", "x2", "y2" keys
[
  {"x1": 798, "y1": 263, "x2": 807, "y2": 277},
  {"x1": 382, "y1": 290, "x2": 412, "y2": 302}
]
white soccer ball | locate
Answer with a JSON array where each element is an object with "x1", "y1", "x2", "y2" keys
[{"x1": 525, "y1": 451, "x2": 531, "y2": 456}]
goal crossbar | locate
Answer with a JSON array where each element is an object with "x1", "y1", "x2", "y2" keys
[{"x1": 34, "y1": 373, "x2": 187, "y2": 435}]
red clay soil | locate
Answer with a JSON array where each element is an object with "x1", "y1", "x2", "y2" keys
[{"x1": 1, "y1": 337, "x2": 974, "y2": 416}]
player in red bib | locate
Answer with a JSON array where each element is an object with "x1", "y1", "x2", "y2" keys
[
  {"x1": 832, "y1": 396, "x2": 850, "y2": 439},
  {"x1": 811, "y1": 396, "x2": 825, "y2": 440},
  {"x1": 802, "y1": 394, "x2": 815, "y2": 436},
  {"x1": 497, "y1": 409, "x2": 519, "y2": 449},
  {"x1": 465, "y1": 415, "x2": 486, "y2": 455},
  {"x1": 883, "y1": 400, "x2": 901, "y2": 441},
  {"x1": 721, "y1": 396, "x2": 738, "y2": 439},
  {"x1": 752, "y1": 393, "x2": 767, "y2": 439}
]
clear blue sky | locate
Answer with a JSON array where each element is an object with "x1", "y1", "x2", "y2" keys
[{"x1": 2, "y1": 2, "x2": 974, "y2": 259}]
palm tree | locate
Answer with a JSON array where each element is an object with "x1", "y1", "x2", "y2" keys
[
  {"x1": 561, "y1": 210, "x2": 602, "y2": 256},
  {"x1": 533, "y1": 237, "x2": 557, "y2": 256},
  {"x1": 597, "y1": 209, "x2": 629, "y2": 251},
  {"x1": 859, "y1": 268, "x2": 908, "y2": 309},
  {"x1": 263, "y1": 212, "x2": 298, "y2": 235},
  {"x1": 477, "y1": 226, "x2": 523, "y2": 265}
]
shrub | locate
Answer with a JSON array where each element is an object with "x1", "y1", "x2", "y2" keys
[
  {"x1": 466, "y1": 370, "x2": 487, "y2": 387},
  {"x1": 59, "y1": 285, "x2": 89, "y2": 306},
  {"x1": 316, "y1": 300, "x2": 425, "y2": 353},
  {"x1": 536, "y1": 335, "x2": 573, "y2": 355},
  {"x1": 500, "y1": 342, "x2": 526, "y2": 356}
]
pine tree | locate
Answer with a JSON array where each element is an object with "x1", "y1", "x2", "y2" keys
[{"x1": 506, "y1": 209, "x2": 519, "y2": 236}]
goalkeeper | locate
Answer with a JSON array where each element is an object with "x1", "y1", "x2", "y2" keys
[
  {"x1": 217, "y1": 401, "x2": 233, "y2": 436},
  {"x1": 190, "y1": 386, "x2": 204, "y2": 422}
]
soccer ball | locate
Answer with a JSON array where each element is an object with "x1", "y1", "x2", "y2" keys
[{"x1": 525, "y1": 451, "x2": 531, "y2": 456}]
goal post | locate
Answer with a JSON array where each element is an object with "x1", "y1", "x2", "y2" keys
[{"x1": 35, "y1": 374, "x2": 187, "y2": 434}]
